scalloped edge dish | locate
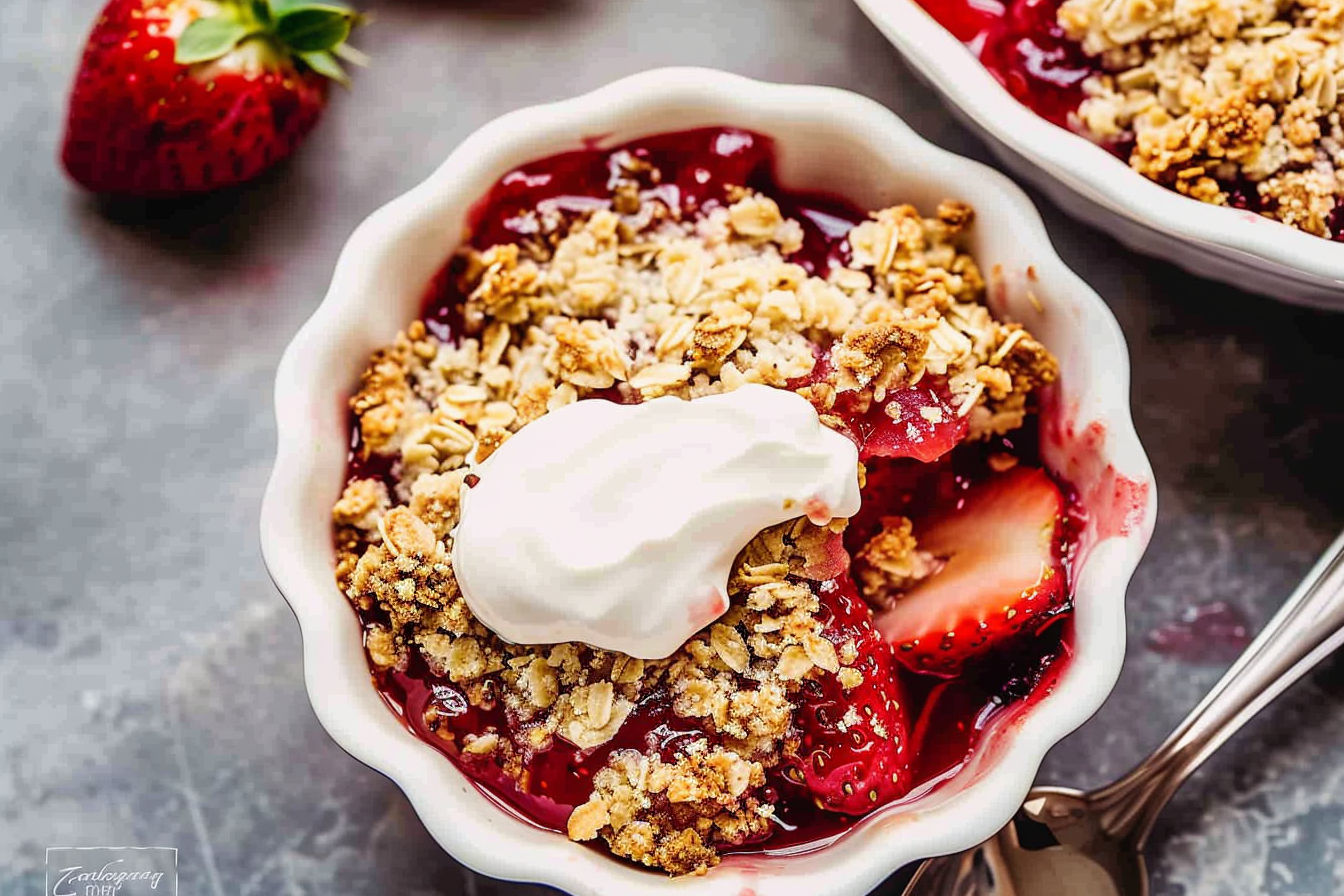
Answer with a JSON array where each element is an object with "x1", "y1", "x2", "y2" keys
[
  {"x1": 854, "y1": 0, "x2": 1344, "y2": 308},
  {"x1": 260, "y1": 68, "x2": 1156, "y2": 896}
]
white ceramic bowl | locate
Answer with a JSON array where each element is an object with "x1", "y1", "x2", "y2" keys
[
  {"x1": 260, "y1": 68, "x2": 1156, "y2": 896},
  {"x1": 854, "y1": 0, "x2": 1344, "y2": 308}
]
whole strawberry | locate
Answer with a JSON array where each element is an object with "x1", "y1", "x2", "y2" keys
[{"x1": 61, "y1": 0, "x2": 363, "y2": 196}]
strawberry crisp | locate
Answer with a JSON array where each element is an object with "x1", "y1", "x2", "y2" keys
[
  {"x1": 332, "y1": 128, "x2": 1077, "y2": 875},
  {"x1": 919, "y1": 0, "x2": 1344, "y2": 238}
]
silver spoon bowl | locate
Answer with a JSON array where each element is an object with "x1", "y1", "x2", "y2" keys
[{"x1": 904, "y1": 530, "x2": 1344, "y2": 896}]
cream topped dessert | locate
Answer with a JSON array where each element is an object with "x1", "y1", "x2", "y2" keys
[
  {"x1": 332, "y1": 128, "x2": 1078, "y2": 876},
  {"x1": 452, "y1": 385, "x2": 861, "y2": 658}
]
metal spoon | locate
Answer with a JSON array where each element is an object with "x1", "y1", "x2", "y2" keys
[{"x1": 902, "y1": 530, "x2": 1344, "y2": 896}]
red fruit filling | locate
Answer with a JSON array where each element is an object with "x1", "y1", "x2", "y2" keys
[
  {"x1": 917, "y1": 0, "x2": 1098, "y2": 129},
  {"x1": 337, "y1": 128, "x2": 1082, "y2": 864}
]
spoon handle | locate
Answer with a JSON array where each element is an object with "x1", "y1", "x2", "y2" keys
[{"x1": 1092, "y1": 529, "x2": 1344, "y2": 847}]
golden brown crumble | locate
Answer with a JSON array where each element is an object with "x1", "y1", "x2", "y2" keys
[
  {"x1": 568, "y1": 748, "x2": 772, "y2": 876},
  {"x1": 333, "y1": 478, "x2": 390, "y2": 589},
  {"x1": 1060, "y1": 0, "x2": 1344, "y2": 235},
  {"x1": 333, "y1": 186, "x2": 1057, "y2": 874},
  {"x1": 854, "y1": 516, "x2": 942, "y2": 604}
]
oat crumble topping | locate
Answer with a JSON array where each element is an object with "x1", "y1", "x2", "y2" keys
[
  {"x1": 854, "y1": 516, "x2": 943, "y2": 603},
  {"x1": 332, "y1": 171, "x2": 1057, "y2": 874},
  {"x1": 1060, "y1": 0, "x2": 1344, "y2": 234}
]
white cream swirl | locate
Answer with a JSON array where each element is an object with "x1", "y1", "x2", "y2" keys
[{"x1": 450, "y1": 384, "x2": 860, "y2": 658}]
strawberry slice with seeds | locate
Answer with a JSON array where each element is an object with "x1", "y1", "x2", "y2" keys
[
  {"x1": 783, "y1": 573, "x2": 912, "y2": 815},
  {"x1": 875, "y1": 466, "x2": 1067, "y2": 675}
]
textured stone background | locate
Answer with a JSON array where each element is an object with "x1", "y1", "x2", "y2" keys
[{"x1": 3, "y1": 1, "x2": 1343, "y2": 894}]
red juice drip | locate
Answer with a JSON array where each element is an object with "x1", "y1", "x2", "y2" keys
[
  {"x1": 905, "y1": 612, "x2": 1071, "y2": 781},
  {"x1": 421, "y1": 258, "x2": 470, "y2": 344},
  {"x1": 918, "y1": 0, "x2": 1100, "y2": 129},
  {"x1": 1147, "y1": 601, "x2": 1253, "y2": 663},
  {"x1": 343, "y1": 411, "x2": 398, "y2": 489},
  {"x1": 340, "y1": 127, "x2": 1079, "y2": 858},
  {"x1": 1327, "y1": 202, "x2": 1344, "y2": 242}
]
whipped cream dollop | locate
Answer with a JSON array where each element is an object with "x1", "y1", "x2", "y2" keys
[{"x1": 451, "y1": 384, "x2": 861, "y2": 659}]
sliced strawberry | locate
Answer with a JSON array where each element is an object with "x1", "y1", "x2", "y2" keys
[
  {"x1": 845, "y1": 455, "x2": 957, "y2": 556},
  {"x1": 874, "y1": 466, "x2": 1067, "y2": 675},
  {"x1": 782, "y1": 573, "x2": 912, "y2": 815}
]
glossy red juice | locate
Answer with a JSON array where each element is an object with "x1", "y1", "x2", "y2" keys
[
  {"x1": 916, "y1": 0, "x2": 1099, "y2": 128},
  {"x1": 342, "y1": 128, "x2": 1078, "y2": 856}
]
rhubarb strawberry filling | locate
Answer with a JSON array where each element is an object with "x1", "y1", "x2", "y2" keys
[
  {"x1": 332, "y1": 128, "x2": 1078, "y2": 875},
  {"x1": 916, "y1": 0, "x2": 1344, "y2": 239}
]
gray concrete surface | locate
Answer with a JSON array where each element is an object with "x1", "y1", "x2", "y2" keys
[{"x1": 3, "y1": 1, "x2": 1343, "y2": 893}]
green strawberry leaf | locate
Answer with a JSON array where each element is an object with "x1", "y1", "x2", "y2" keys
[
  {"x1": 269, "y1": 0, "x2": 352, "y2": 14},
  {"x1": 273, "y1": 5, "x2": 357, "y2": 53},
  {"x1": 175, "y1": 16, "x2": 254, "y2": 64},
  {"x1": 298, "y1": 49, "x2": 349, "y2": 85}
]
